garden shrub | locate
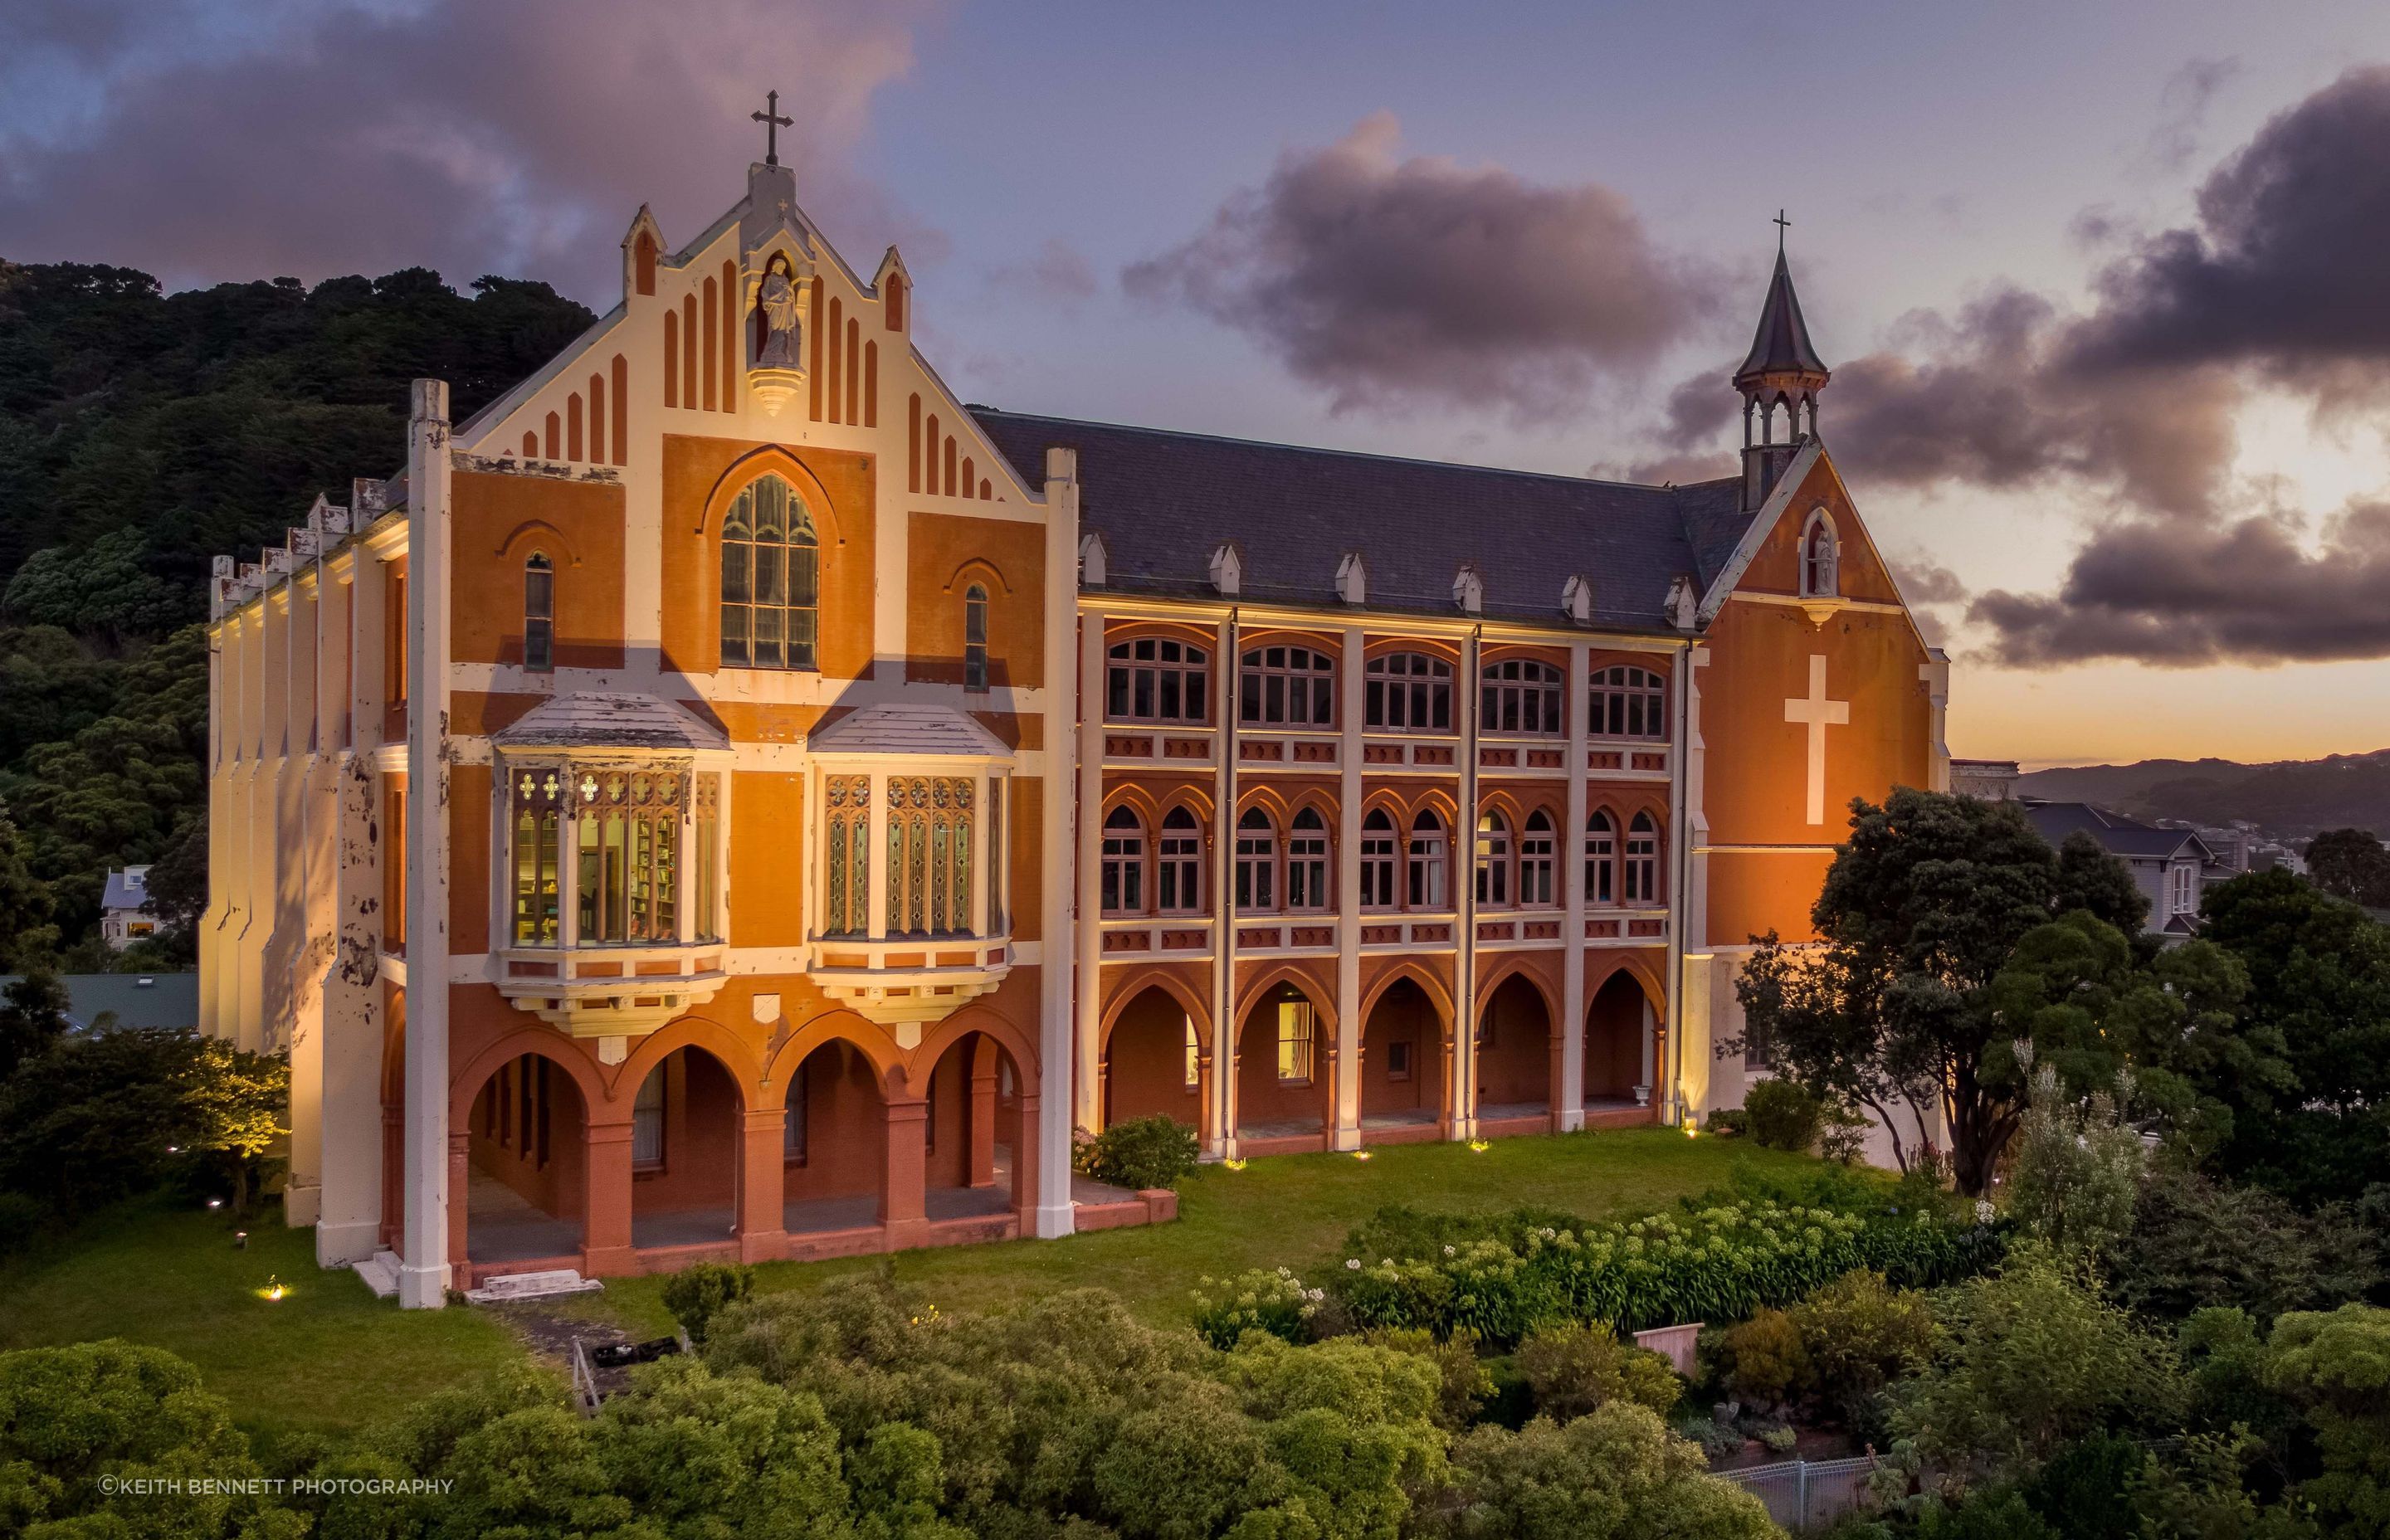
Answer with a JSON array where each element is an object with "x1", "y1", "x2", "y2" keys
[
  {"x1": 1706, "y1": 1106, "x2": 1750, "y2": 1138},
  {"x1": 2022, "y1": 1428, "x2": 2149, "y2": 1540},
  {"x1": 1515, "y1": 1322, "x2": 1680, "y2": 1421},
  {"x1": 661, "y1": 1260, "x2": 754, "y2": 1343},
  {"x1": 1717, "y1": 1308, "x2": 1809, "y2": 1408},
  {"x1": 1191, "y1": 1266, "x2": 1324, "y2": 1348},
  {"x1": 1744, "y1": 1078, "x2": 1826, "y2": 1153},
  {"x1": 2008, "y1": 1065, "x2": 2145, "y2": 1255},
  {"x1": 2107, "y1": 1167, "x2": 2382, "y2": 1324},
  {"x1": 2257, "y1": 1303, "x2": 2390, "y2": 1538},
  {"x1": 1788, "y1": 1270, "x2": 1935, "y2": 1428},
  {"x1": 1425, "y1": 1402, "x2": 1778, "y2": 1539},
  {"x1": 1362, "y1": 1327, "x2": 1495, "y2": 1429},
  {"x1": 1073, "y1": 1113, "x2": 1198, "y2": 1191}
]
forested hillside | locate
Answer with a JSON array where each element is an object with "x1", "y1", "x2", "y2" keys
[
  {"x1": 0, "y1": 261, "x2": 593, "y2": 965},
  {"x1": 2020, "y1": 749, "x2": 2390, "y2": 839}
]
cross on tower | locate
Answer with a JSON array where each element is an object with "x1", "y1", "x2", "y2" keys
[
  {"x1": 752, "y1": 90, "x2": 793, "y2": 168},
  {"x1": 1783, "y1": 654, "x2": 1849, "y2": 826},
  {"x1": 1773, "y1": 209, "x2": 1791, "y2": 251}
]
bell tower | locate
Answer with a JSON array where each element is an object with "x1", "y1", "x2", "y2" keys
[{"x1": 1735, "y1": 217, "x2": 1831, "y2": 512}]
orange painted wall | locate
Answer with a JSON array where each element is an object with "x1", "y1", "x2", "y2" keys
[
  {"x1": 450, "y1": 763, "x2": 491, "y2": 953},
  {"x1": 1707, "y1": 850, "x2": 1836, "y2": 947},
  {"x1": 729, "y1": 771, "x2": 807, "y2": 948},
  {"x1": 905, "y1": 512, "x2": 1046, "y2": 689},
  {"x1": 451, "y1": 470, "x2": 627, "y2": 670}
]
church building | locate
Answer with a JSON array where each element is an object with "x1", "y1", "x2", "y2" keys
[{"x1": 202, "y1": 137, "x2": 1949, "y2": 1307}]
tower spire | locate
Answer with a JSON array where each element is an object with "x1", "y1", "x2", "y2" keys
[{"x1": 1733, "y1": 225, "x2": 1831, "y2": 511}]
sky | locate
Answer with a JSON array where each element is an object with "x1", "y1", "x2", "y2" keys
[{"x1": 7, "y1": 0, "x2": 2390, "y2": 768}]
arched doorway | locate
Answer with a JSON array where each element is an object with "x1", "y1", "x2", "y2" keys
[
  {"x1": 1237, "y1": 980, "x2": 1331, "y2": 1145},
  {"x1": 626, "y1": 1046, "x2": 744, "y2": 1250},
  {"x1": 1105, "y1": 985, "x2": 1205, "y2": 1133},
  {"x1": 464, "y1": 1050, "x2": 589, "y2": 1265},
  {"x1": 1360, "y1": 977, "x2": 1444, "y2": 1137},
  {"x1": 1475, "y1": 973, "x2": 1553, "y2": 1123},
  {"x1": 922, "y1": 1031, "x2": 1031, "y2": 1221},
  {"x1": 1585, "y1": 971, "x2": 1651, "y2": 1110},
  {"x1": 782, "y1": 1038, "x2": 886, "y2": 1236}
]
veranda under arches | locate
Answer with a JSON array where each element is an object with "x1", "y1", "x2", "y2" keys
[{"x1": 1474, "y1": 970, "x2": 1556, "y2": 1131}]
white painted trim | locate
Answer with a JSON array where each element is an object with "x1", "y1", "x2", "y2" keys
[{"x1": 1695, "y1": 441, "x2": 1821, "y2": 626}]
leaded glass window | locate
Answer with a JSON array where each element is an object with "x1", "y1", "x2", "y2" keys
[{"x1": 719, "y1": 474, "x2": 820, "y2": 670}]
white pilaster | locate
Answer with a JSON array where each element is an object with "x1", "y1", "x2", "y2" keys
[
  {"x1": 1212, "y1": 613, "x2": 1238, "y2": 1158},
  {"x1": 1332, "y1": 627, "x2": 1363, "y2": 1149},
  {"x1": 1558, "y1": 639, "x2": 1589, "y2": 1132},
  {"x1": 1034, "y1": 450, "x2": 1080, "y2": 1237},
  {"x1": 398, "y1": 380, "x2": 454, "y2": 1309},
  {"x1": 1453, "y1": 627, "x2": 1480, "y2": 1139},
  {"x1": 1074, "y1": 608, "x2": 1106, "y2": 1135}
]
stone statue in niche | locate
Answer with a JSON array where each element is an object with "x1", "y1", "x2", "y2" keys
[{"x1": 754, "y1": 253, "x2": 802, "y2": 368}]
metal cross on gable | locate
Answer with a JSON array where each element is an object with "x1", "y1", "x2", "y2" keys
[
  {"x1": 1774, "y1": 209, "x2": 1791, "y2": 251},
  {"x1": 753, "y1": 90, "x2": 793, "y2": 167}
]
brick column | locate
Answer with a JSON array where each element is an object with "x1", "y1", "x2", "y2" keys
[
  {"x1": 880, "y1": 1096, "x2": 929, "y2": 1248},
  {"x1": 737, "y1": 1108, "x2": 787, "y2": 1263},
  {"x1": 969, "y1": 1050, "x2": 998, "y2": 1188},
  {"x1": 1012, "y1": 1089, "x2": 1042, "y2": 1231},
  {"x1": 582, "y1": 1120, "x2": 637, "y2": 1276}
]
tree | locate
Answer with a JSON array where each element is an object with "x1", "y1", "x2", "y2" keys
[
  {"x1": 2006, "y1": 1062, "x2": 2147, "y2": 1257},
  {"x1": 1427, "y1": 1402, "x2": 1779, "y2": 1540},
  {"x1": 1730, "y1": 789, "x2": 2148, "y2": 1194},
  {"x1": 0, "y1": 970, "x2": 70, "y2": 1081},
  {"x1": 2305, "y1": 828, "x2": 2390, "y2": 909},
  {"x1": 180, "y1": 1036, "x2": 290, "y2": 1215},
  {"x1": 2259, "y1": 1304, "x2": 2390, "y2": 1538}
]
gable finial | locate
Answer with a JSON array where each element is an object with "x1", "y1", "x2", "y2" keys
[
  {"x1": 1773, "y1": 208, "x2": 1790, "y2": 253},
  {"x1": 752, "y1": 90, "x2": 793, "y2": 168}
]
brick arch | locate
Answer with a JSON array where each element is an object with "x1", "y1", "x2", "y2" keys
[
  {"x1": 608, "y1": 1013, "x2": 763, "y2": 1108},
  {"x1": 1232, "y1": 787, "x2": 1290, "y2": 829},
  {"x1": 1102, "y1": 783, "x2": 1165, "y2": 830},
  {"x1": 1406, "y1": 786, "x2": 1461, "y2": 828},
  {"x1": 448, "y1": 1027, "x2": 610, "y2": 1128},
  {"x1": 1588, "y1": 952, "x2": 1668, "y2": 1016},
  {"x1": 1474, "y1": 953, "x2": 1561, "y2": 1025},
  {"x1": 492, "y1": 518, "x2": 586, "y2": 568},
  {"x1": 1590, "y1": 791, "x2": 1671, "y2": 828},
  {"x1": 1363, "y1": 635, "x2": 1461, "y2": 665},
  {"x1": 1156, "y1": 786, "x2": 1217, "y2": 826},
  {"x1": 1357, "y1": 787, "x2": 1411, "y2": 828},
  {"x1": 1585, "y1": 648, "x2": 1671, "y2": 685},
  {"x1": 1282, "y1": 786, "x2": 1339, "y2": 831},
  {"x1": 760, "y1": 1010, "x2": 905, "y2": 1113},
  {"x1": 691, "y1": 444, "x2": 848, "y2": 546},
  {"x1": 1235, "y1": 626, "x2": 1342, "y2": 664},
  {"x1": 1233, "y1": 961, "x2": 1337, "y2": 1036},
  {"x1": 1103, "y1": 618, "x2": 1216, "y2": 652},
  {"x1": 1100, "y1": 966, "x2": 1212, "y2": 1050},
  {"x1": 1358, "y1": 958, "x2": 1456, "y2": 1029},
  {"x1": 906, "y1": 1002, "x2": 1040, "y2": 1098},
  {"x1": 942, "y1": 556, "x2": 1013, "y2": 597}
]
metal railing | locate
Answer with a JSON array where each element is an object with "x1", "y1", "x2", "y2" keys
[{"x1": 1722, "y1": 1455, "x2": 1876, "y2": 1532}]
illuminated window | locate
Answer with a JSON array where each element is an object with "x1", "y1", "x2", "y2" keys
[
  {"x1": 719, "y1": 473, "x2": 820, "y2": 670},
  {"x1": 1475, "y1": 812, "x2": 1512, "y2": 908},
  {"x1": 1275, "y1": 995, "x2": 1314, "y2": 1084},
  {"x1": 509, "y1": 768, "x2": 563, "y2": 945},
  {"x1": 571, "y1": 769, "x2": 683, "y2": 944},
  {"x1": 523, "y1": 553, "x2": 554, "y2": 672},
  {"x1": 1183, "y1": 1016, "x2": 1200, "y2": 1089},
  {"x1": 1365, "y1": 652, "x2": 1451, "y2": 731}
]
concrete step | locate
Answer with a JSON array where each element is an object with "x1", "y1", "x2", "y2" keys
[
  {"x1": 465, "y1": 1268, "x2": 605, "y2": 1304},
  {"x1": 353, "y1": 1250, "x2": 401, "y2": 1299}
]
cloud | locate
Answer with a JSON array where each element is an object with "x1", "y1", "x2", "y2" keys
[
  {"x1": 1891, "y1": 558, "x2": 1968, "y2": 607},
  {"x1": 2139, "y1": 56, "x2": 2241, "y2": 172},
  {"x1": 1124, "y1": 112, "x2": 1724, "y2": 420},
  {"x1": 1971, "y1": 502, "x2": 2390, "y2": 666},
  {"x1": 0, "y1": 0, "x2": 938, "y2": 300},
  {"x1": 990, "y1": 237, "x2": 1099, "y2": 309}
]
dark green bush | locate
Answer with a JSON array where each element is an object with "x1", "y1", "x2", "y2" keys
[
  {"x1": 1515, "y1": 1323, "x2": 1680, "y2": 1421},
  {"x1": 1744, "y1": 1078, "x2": 1825, "y2": 1153},
  {"x1": 1717, "y1": 1308, "x2": 1809, "y2": 1407},
  {"x1": 1073, "y1": 1113, "x2": 1198, "y2": 1190},
  {"x1": 1706, "y1": 1106, "x2": 1750, "y2": 1138},
  {"x1": 660, "y1": 1260, "x2": 753, "y2": 1344}
]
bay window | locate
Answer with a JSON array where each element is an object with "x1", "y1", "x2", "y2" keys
[{"x1": 506, "y1": 761, "x2": 722, "y2": 948}]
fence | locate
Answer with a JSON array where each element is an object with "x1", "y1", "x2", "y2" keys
[{"x1": 1723, "y1": 1455, "x2": 1876, "y2": 1532}]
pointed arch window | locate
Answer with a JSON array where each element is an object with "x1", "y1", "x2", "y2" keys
[
  {"x1": 1158, "y1": 807, "x2": 1203, "y2": 914},
  {"x1": 1287, "y1": 807, "x2": 1329, "y2": 911},
  {"x1": 1590, "y1": 666, "x2": 1667, "y2": 739},
  {"x1": 1407, "y1": 810, "x2": 1448, "y2": 909},
  {"x1": 1625, "y1": 812, "x2": 1661, "y2": 904},
  {"x1": 1475, "y1": 812, "x2": 1512, "y2": 908},
  {"x1": 1520, "y1": 811, "x2": 1557, "y2": 907},
  {"x1": 1100, "y1": 807, "x2": 1144, "y2": 916},
  {"x1": 1235, "y1": 807, "x2": 1276, "y2": 913},
  {"x1": 963, "y1": 584, "x2": 989, "y2": 692},
  {"x1": 1359, "y1": 808, "x2": 1397, "y2": 909},
  {"x1": 1801, "y1": 511, "x2": 1839, "y2": 598},
  {"x1": 1585, "y1": 811, "x2": 1617, "y2": 906},
  {"x1": 719, "y1": 473, "x2": 820, "y2": 670},
  {"x1": 523, "y1": 552, "x2": 554, "y2": 673}
]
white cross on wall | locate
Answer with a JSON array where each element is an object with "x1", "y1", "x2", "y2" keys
[{"x1": 1783, "y1": 654, "x2": 1849, "y2": 826}]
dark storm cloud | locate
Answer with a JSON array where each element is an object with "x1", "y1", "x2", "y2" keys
[
  {"x1": 1972, "y1": 503, "x2": 2390, "y2": 667},
  {"x1": 1891, "y1": 558, "x2": 1968, "y2": 607},
  {"x1": 1124, "y1": 113, "x2": 1724, "y2": 420},
  {"x1": 0, "y1": 0, "x2": 936, "y2": 300}
]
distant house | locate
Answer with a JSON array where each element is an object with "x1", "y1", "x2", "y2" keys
[
  {"x1": 100, "y1": 865, "x2": 156, "y2": 949},
  {"x1": 2020, "y1": 800, "x2": 2214, "y2": 938},
  {"x1": 0, "y1": 972, "x2": 200, "y2": 1031}
]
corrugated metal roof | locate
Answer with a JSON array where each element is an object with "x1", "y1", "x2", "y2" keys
[{"x1": 973, "y1": 409, "x2": 1748, "y2": 631}]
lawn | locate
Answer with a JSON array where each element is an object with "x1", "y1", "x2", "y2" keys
[
  {"x1": 0, "y1": 1202, "x2": 523, "y2": 1441},
  {"x1": 0, "y1": 1128, "x2": 1832, "y2": 1434},
  {"x1": 561, "y1": 1126, "x2": 1836, "y2": 1338}
]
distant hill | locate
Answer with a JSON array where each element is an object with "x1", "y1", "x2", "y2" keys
[{"x1": 2017, "y1": 750, "x2": 2390, "y2": 839}]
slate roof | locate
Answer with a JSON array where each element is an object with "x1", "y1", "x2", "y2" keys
[
  {"x1": 2020, "y1": 801, "x2": 2212, "y2": 863},
  {"x1": 810, "y1": 703, "x2": 1010, "y2": 758},
  {"x1": 972, "y1": 410, "x2": 1751, "y2": 631},
  {"x1": 492, "y1": 692, "x2": 729, "y2": 752},
  {"x1": 101, "y1": 866, "x2": 151, "y2": 914},
  {"x1": 1735, "y1": 249, "x2": 1830, "y2": 384}
]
